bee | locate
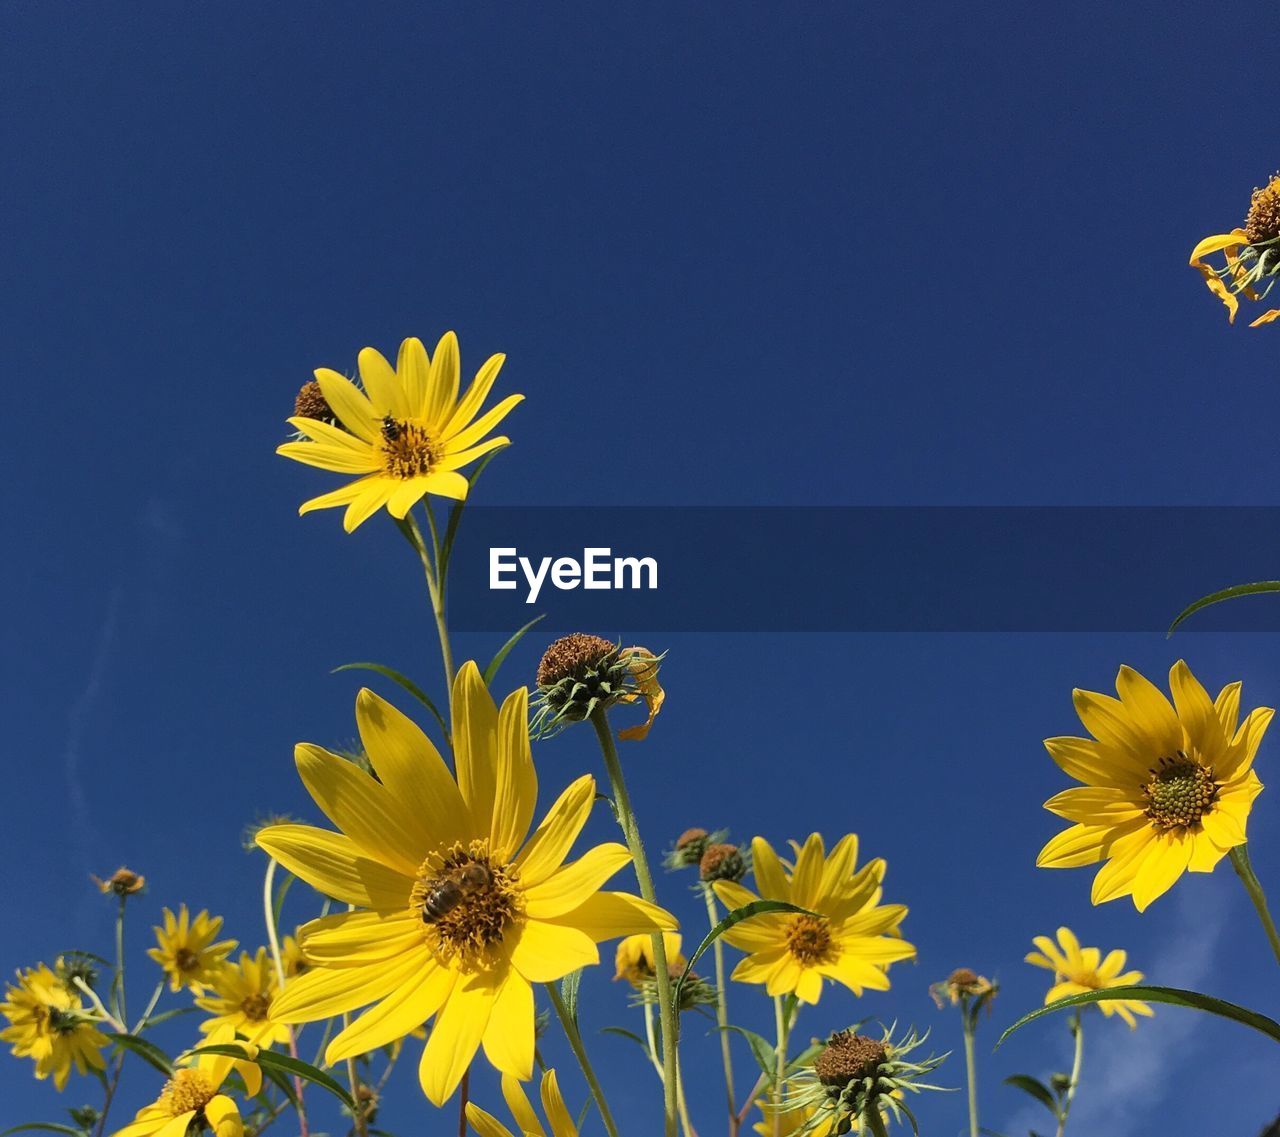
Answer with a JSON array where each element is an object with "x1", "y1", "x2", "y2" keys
[
  {"x1": 380, "y1": 415, "x2": 403, "y2": 442},
  {"x1": 421, "y1": 861, "x2": 493, "y2": 923}
]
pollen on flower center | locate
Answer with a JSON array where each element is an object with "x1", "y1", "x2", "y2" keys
[
  {"x1": 159, "y1": 1068, "x2": 216, "y2": 1115},
  {"x1": 786, "y1": 914, "x2": 834, "y2": 966},
  {"x1": 174, "y1": 949, "x2": 199, "y2": 972},
  {"x1": 411, "y1": 842, "x2": 522, "y2": 966},
  {"x1": 1245, "y1": 174, "x2": 1280, "y2": 244},
  {"x1": 1142, "y1": 754, "x2": 1219, "y2": 831},
  {"x1": 379, "y1": 417, "x2": 440, "y2": 479},
  {"x1": 240, "y1": 993, "x2": 271, "y2": 1022}
]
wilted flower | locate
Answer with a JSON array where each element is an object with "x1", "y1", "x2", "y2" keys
[
  {"x1": 929, "y1": 968, "x2": 996, "y2": 1016},
  {"x1": 91, "y1": 867, "x2": 146, "y2": 897},
  {"x1": 700, "y1": 842, "x2": 747, "y2": 883},
  {"x1": 1190, "y1": 173, "x2": 1280, "y2": 327},
  {"x1": 531, "y1": 635, "x2": 663, "y2": 738},
  {"x1": 665, "y1": 827, "x2": 729, "y2": 871}
]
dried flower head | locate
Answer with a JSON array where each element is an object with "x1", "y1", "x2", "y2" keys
[
  {"x1": 700, "y1": 842, "x2": 747, "y2": 883},
  {"x1": 91, "y1": 867, "x2": 145, "y2": 897}
]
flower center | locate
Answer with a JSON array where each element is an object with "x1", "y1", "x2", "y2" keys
[
  {"x1": 380, "y1": 417, "x2": 440, "y2": 479},
  {"x1": 411, "y1": 843, "x2": 522, "y2": 967},
  {"x1": 1245, "y1": 174, "x2": 1280, "y2": 244},
  {"x1": 1142, "y1": 755, "x2": 1219, "y2": 831},
  {"x1": 785, "y1": 914, "x2": 834, "y2": 966},
  {"x1": 174, "y1": 949, "x2": 200, "y2": 972},
  {"x1": 159, "y1": 1069, "x2": 215, "y2": 1116},
  {"x1": 45, "y1": 1006, "x2": 81, "y2": 1035},
  {"x1": 815, "y1": 1030, "x2": 888, "y2": 1089},
  {"x1": 240, "y1": 993, "x2": 271, "y2": 1022}
]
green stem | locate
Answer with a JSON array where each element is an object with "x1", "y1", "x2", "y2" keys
[
  {"x1": 702, "y1": 885, "x2": 737, "y2": 1133},
  {"x1": 865, "y1": 1111, "x2": 890, "y2": 1137},
  {"x1": 112, "y1": 897, "x2": 127, "y2": 1023},
  {"x1": 1055, "y1": 1011, "x2": 1084, "y2": 1137},
  {"x1": 962, "y1": 1008, "x2": 979, "y2": 1137},
  {"x1": 263, "y1": 858, "x2": 309, "y2": 1137},
  {"x1": 589, "y1": 708, "x2": 679, "y2": 1137},
  {"x1": 404, "y1": 510, "x2": 456, "y2": 697},
  {"x1": 1230, "y1": 844, "x2": 1280, "y2": 966},
  {"x1": 130, "y1": 981, "x2": 165, "y2": 1033},
  {"x1": 772, "y1": 996, "x2": 790, "y2": 1137},
  {"x1": 546, "y1": 982, "x2": 620, "y2": 1137}
]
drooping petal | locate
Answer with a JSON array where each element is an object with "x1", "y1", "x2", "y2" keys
[
  {"x1": 419, "y1": 972, "x2": 497, "y2": 1105},
  {"x1": 481, "y1": 970, "x2": 535, "y2": 1080},
  {"x1": 343, "y1": 480, "x2": 393, "y2": 532},
  {"x1": 540, "y1": 1069, "x2": 578, "y2": 1137},
  {"x1": 1089, "y1": 826, "x2": 1155, "y2": 905},
  {"x1": 297, "y1": 477, "x2": 375, "y2": 517},
  {"x1": 1131, "y1": 830, "x2": 1193, "y2": 911},
  {"x1": 326, "y1": 961, "x2": 455, "y2": 1063},
  {"x1": 255, "y1": 824, "x2": 412, "y2": 910},
  {"x1": 465, "y1": 1104, "x2": 516, "y2": 1137},
  {"x1": 501, "y1": 1073, "x2": 545, "y2": 1137}
]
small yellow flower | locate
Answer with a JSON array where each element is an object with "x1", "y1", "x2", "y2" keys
[
  {"x1": 196, "y1": 948, "x2": 291, "y2": 1047},
  {"x1": 713, "y1": 833, "x2": 915, "y2": 1005},
  {"x1": 256, "y1": 663, "x2": 675, "y2": 1105},
  {"x1": 278, "y1": 331, "x2": 523, "y2": 532},
  {"x1": 613, "y1": 933, "x2": 685, "y2": 987},
  {"x1": 112, "y1": 1027, "x2": 260, "y2": 1137},
  {"x1": 465, "y1": 1070, "x2": 579, "y2": 1137},
  {"x1": 1037, "y1": 661, "x2": 1270, "y2": 910},
  {"x1": 1189, "y1": 174, "x2": 1280, "y2": 327},
  {"x1": 0, "y1": 964, "x2": 108, "y2": 1090},
  {"x1": 1026, "y1": 928, "x2": 1153, "y2": 1029},
  {"x1": 148, "y1": 905, "x2": 238, "y2": 994},
  {"x1": 280, "y1": 932, "x2": 310, "y2": 979}
]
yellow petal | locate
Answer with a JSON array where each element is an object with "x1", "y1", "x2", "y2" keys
[
  {"x1": 445, "y1": 353, "x2": 506, "y2": 437},
  {"x1": 1169, "y1": 660, "x2": 1227, "y2": 762},
  {"x1": 255, "y1": 824, "x2": 411, "y2": 910},
  {"x1": 426, "y1": 331, "x2": 461, "y2": 426},
  {"x1": 481, "y1": 971, "x2": 535, "y2": 1080},
  {"x1": 1043, "y1": 787, "x2": 1143, "y2": 824},
  {"x1": 295, "y1": 743, "x2": 424, "y2": 876},
  {"x1": 1131, "y1": 830, "x2": 1192, "y2": 911},
  {"x1": 313, "y1": 368, "x2": 378, "y2": 442},
  {"x1": 548, "y1": 891, "x2": 677, "y2": 941},
  {"x1": 465, "y1": 1104, "x2": 516, "y2": 1137},
  {"x1": 817, "y1": 833, "x2": 860, "y2": 897},
  {"x1": 750, "y1": 837, "x2": 791, "y2": 901},
  {"x1": 326, "y1": 960, "x2": 454, "y2": 1063},
  {"x1": 277, "y1": 440, "x2": 380, "y2": 474},
  {"x1": 298, "y1": 910, "x2": 423, "y2": 965},
  {"x1": 342, "y1": 479, "x2": 393, "y2": 532},
  {"x1": 354, "y1": 689, "x2": 469, "y2": 847},
  {"x1": 1215, "y1": 682, "x2": 1242, "y2": 736},
  {"x1": 788, "y1": 833, "x2": 826, "y2": 909},
  {"x1": 507, "y1": 921, "x2": 599, "y2": 983},
  {"x1": 1090, "y1": 826, "x2": 1155, "y2": 905},
  {"x1": 1071, "y1": 690, "x2": 1156, "y2": 772},
  {"x1": 541, "y1": 1069, "x2": 578, "y2": 1137},
  {"x1": 358, "y1": 346, "x2": 410, "y2": 418},
  {"x1": 297, "y1": 477, "x2": 374, "y2": 517},
  {"x1": 516, "y1": 774, "x2": 597, "y2": 886},
  {"x1": 1043, "y1": 736, "x2": 1138, "y2": 789},
  {"x1": 418, "y1": 972, "x2": 496, "y2": 1105},
  {"x1": 1037, "y1": 822, "x2": 1134, "y2": 869},
  {"x1": 501, "y1": 1073, "x2": 545, "y2": 1137},
  {"x1": 523, "y1": 844, "x2": 631, "y2": 919},
  {"x1": 445, "y1": 394, "x2": 524, "y2": 452},
  {"x1": 1250, "y1": 308, "x2": 1280, "y2": 327},
  {"x1": 396, "y1": 337, "x2": 432, "y2": 420},
  {"x1": 1189, "y1": 230, "x2": 1249, "y2": 264},
  {"x1": 1115, "y1": 666, "x2": 1181, "y2": 755},
  {"x1": 490, "y1": 685, "x2": 537, "y2": 860},
  {"x1": 272, "y1": 953, "x2": 425, "y2": 1023},
  {"x1": 1188, "y1": 827, "x2": 1229, "y2": 873},
  {"x1": 452, "y1": 662, "x2": 500, "y2": 836},
  {"x1": 423, "y1": 469, "x2": 470, "y2": 501}
]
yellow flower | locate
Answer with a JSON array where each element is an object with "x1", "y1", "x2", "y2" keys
[
  {"x1": 280, "y1": 932, "x2": 310, "y2": 979},
  {"x1": 617, "y1": 646, "x2": 665, "y2": 742},
  {"x1": 256, "y1": 662, "x2": 675, "y2": 1105},
  {"x1": 0, "y1": 964, "x2": 108, "y2": 1090},
  {"x1": 278, "y1": 331, "x2": 523, "y2": 532},
  {"x1": 712, "y1": 834, "x2": 914, "y2": 1005},
  {"x1": 1037, "y1": 661, "x2": 1271, "y2": 911},
  {"x1": 1026, "y1": 927, "x2": 1153, "y2": 1029},
  {"x1": 196, "y1": 948, "x2": 291, "y2": 1047},
  {"x1": 465, "y1": 1070, "x2": 579, "y2": 1137},
  {"x1": 753, "y1": 1103, "x2": 840, "y2": 1136},
  {"x1": 113, "y1": 1027, "x2": 260, "y2": 1137},
  {"x1": 613, "y1": 933, "x2": 685, "y2": 987},
  {"x1": 148, "y1": 905, "x2": 237, "y2": 994},
  {"x1": 1189, "y1": 174, "x2": 1280, "y2": 328}
]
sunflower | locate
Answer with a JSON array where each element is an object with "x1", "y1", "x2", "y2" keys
[
  {"x1": 1189, "y1": 173, "x2": 1280, "y2": 327},
  {"x1": 712, "y1": 834, "x2": 915, "y2": 1005},
  {"x1": 196, "y1": 948, "x2": 291, "y2": 1047},
  {"x1": 1026, "y1": 927, "x2": 1153, "y2": 1029},
  {"x1": 465, "y1": 1070, "x2": 579, "y2": 1137},
  {"x1": 1037, "y1": 661, "x2": 1271, "y2": 911},
  {"x1": 614, "y1": 933, "x2": 685, "y2": 987},
  {"x1": 256, "y1": 662, "x2": 675, "y2": 1105},
  {"x1": 147, "y1": 905, "x2": 237, "y2": 994},
  {"x1": 113, "y1": 1027, "x2": 260, "y2": 1137},
  {"x1": 278, "y1": 331, "x2": 523, "y2": 531},
  {"x1": 1, "y1": 964, "x2": 108, "y2": 1090}
]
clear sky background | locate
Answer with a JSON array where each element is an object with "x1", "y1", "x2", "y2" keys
[{"x1": 3, "y1": 2, "x2": 1280, "y2": 1134}]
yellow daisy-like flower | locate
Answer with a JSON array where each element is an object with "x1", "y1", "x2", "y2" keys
[
  {"x1": 1026, "y1": 927, "x2": 1153, "y2": 1029},
  {"x1": 280, "y1": 932, "x2": 309, "y2": 979},
  {"x1": 0, "y1": 964, "x2": 108, "y2": 1090},
  {"x1": 613, "y1": 933, "x2": 685, "y2": 987},
  {"x1": 196, "y1": 948, "x2": 291, "y2": 1047},
  {"x1": 148, "y1": 905, "x2": 237, "y2": 994},
  {"x1": 1189, "y1": 173, "x2": 1280, "y2": 328},
  {"x1": 465, "y1": 1070, "x2": 579, "y2": 1137},
  {"x1": 1037, "y1": 661, "x2": 1271, "y2": 911},
  {"x1": 256, "y1": 662, "x2": 675, "y2": 1105},
  {"x1": 278, "y1": 331, "x2": 523, "y2": 532},
  {"x1": 712, "y1": 834, "x2": 915, "y2": 1005},
  {"x1": 113, "y1": 1027, "x2": 260, "y2": 1137}
]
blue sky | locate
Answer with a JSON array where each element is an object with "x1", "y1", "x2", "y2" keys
[{"x1": 4, "y1": 2, "x2": 1280, "y2": 1133}]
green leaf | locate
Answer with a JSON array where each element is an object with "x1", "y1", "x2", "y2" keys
[
  {"x1": 673, "y1": 900, "x2": 816, "y2": 1011},
  {"x1": 998, "y1": 985, "x2": 1280, "y2": 1048},
  {"x1": 1167, "y1": 580, "x2": 1280, "y2": 636},
  {"x1": 112, "y1": 1032, "x2": 173, "y2": 1076},
  {"x1": 718, "y1": 1025, "x2": 776, "y2": 1078},
  {"x1": 1003, "y1": 1075, "x2": 1058, "y2": 1116},
  {"x1": 331, "y1": 662, "x2": 448, "y2": 738},
  {"x1": 1, "y1": 1125, "x2": 86, "y2": 1137},
  {"x1": 139, "y1": 1006, "x2": 196, "y2": 1028},
  {"x1": 439, "y1": 446, "x2": 507, "y2": 590},
  {"x1": 190, "y1": 1044, "x2": 356, "y2": 1109},
  {"x1": 259, "y1": 1063, "x2": 300, "y2": 1109},
  {"x1": 560, "y1": 968, "x2": 583, "y2": 1026},
  {"x1": 483, "y1": 614, "x2": 546, "y2": 687},
  {"x1": 600, "y1": 1025, "x2": 649, "y2": 1049}
]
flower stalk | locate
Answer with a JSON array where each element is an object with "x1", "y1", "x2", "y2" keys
[
  {"x1": 1230, "y1": 844, "x2": 1280, "y2": 967},
  {"x1": 546, "y1": 981, "x2": 621, "y2": 1137},
  {"x1": 263, "y1": 857, "x2": 309, "y2": 1137},
  {"x1": 1055, "y1": 1012, "x2": 1084, "y2": 1137},
  {"x1": 702, "y1": 884, "x2": 738, "y2": 1132},
  {"x1": 589, "y1": 706, "x2": 680, "y2": 1137}
]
